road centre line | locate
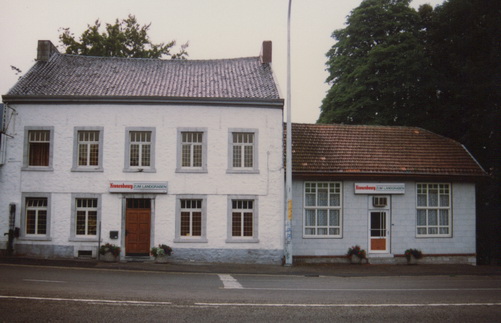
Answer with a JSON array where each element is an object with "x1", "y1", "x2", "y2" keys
[
  {"x1": 218, "y1": 274, "x2": 243, "y2": 289},
  {"x1": 0, "y1": 295, "x2": 172, "y2": 306},
  {"x1": 195, "y1": 302, "x2": 501, "y2": 308}
]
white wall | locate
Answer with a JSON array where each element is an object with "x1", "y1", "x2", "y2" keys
[
  {"x1": 0, "y1": 103, "x2": 284, "y2": 263},
  {"x1": 291, "y1": 180, "x2": 477, "y2": 258}
]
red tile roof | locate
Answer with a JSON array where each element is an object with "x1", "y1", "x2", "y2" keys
[{"x1": 289, "y1": 123, "x2": 486, "y2": 179}]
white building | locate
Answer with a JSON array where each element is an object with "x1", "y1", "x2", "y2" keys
[
  {"x1": 289, "y1": 123, "x2": 486, "y2": 265},
  {"x1": 0, "y1": 40, "x2": 284, "y2": 263}
]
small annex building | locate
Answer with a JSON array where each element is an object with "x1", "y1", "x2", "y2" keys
[
  {"x1": 289, "y1": 123, "x2": 486, "y2": 265},
  {"x1": 0, "y1": 40, "x2": 285, "y2": 264}
]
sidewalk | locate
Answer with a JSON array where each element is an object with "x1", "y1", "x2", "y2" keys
[{"x1": 1, "y1": 255, "x2": 500, "y2": 277}]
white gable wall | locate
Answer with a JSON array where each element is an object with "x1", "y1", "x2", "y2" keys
[{"x1": 0, "y1": 103, "x2": 284, "y2": 263}]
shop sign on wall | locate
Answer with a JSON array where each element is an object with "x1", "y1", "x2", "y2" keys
[
  {"x1": 109, "y1": 181, "x2": 168, "y2": 194},
  {"x1": 354, "y1": 183, "x2": 405, "y2": 194}
]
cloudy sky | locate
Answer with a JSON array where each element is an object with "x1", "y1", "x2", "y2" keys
[{"x1": 0, "y1": 0, "x2": 443, "y2": 123}]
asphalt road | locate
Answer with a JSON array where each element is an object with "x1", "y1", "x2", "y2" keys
[{"x1": 0, "y1": 264, "x2": 500, "y2": 322}]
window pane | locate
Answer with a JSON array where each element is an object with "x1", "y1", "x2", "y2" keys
[
  {"x1": 181, "y1": 212, "x2": 190, "y2": 236},
  {"x1": 232, "y1": 212, "x2": 241, "y2": 236},
  {"x1": 440, "y1": 194, "x2": 449, "y2": 207},
  {"x1": 182, "y1": 145, "x2": 191, "y2": 167},
  {"x1": 130, "y1": 144, "x2": 139, "y2": 166},
  {"x1": 417, "y1": 210, "x2": 427, "y2": 225},
  {"x1": 329, "y1": 228, "x2": 340, "y2": 235},
  {"x1": 428, "y1": 209, "x2": 438, "y2": 225},
  {"x1": 305, "y1": 209, "x2": 316, "y2": 226},
  {"x1": 76, "y1": 211, "x2": 86, "y2": 235},
  {"x1": 329, "y1": 209, "x2": 340, "y2": 226},
  {"x1": 305, "y1": 228, "x2": 315, "y2": 235},
  {"x1": 244, "y1": 146, "x2": 253, "y2": 167},
  {"x1": 37, "y1": 211, "x2": 47, "y2": 234},
  {"x1": 428, "y1": 188, "x2": 438, "y2": 207},
  {"x1": 305, "y1": 194, "x2": 316, "y2": 207},
  {"x1": 233, "y1": 146, "x2": 241, "y2": 168},
  {"x1": 317, "y1": 189, "x2": 328, "y2": 206},
  {"x1": 88, "y1": 211, "x2": 97, "y2": 235},
  {"x1": 78, "y1": 144, "x2": 88, "y2": 166},
  {"x1": 29, "y1": 143, "x2": 50, "y2": 166},
  {"x1": 193, "y1": 145, "x2": 202, "y2": 167},
  {"x1": 243, "y1": 212, "x2": 253, "y2": 236},
  {"x1": 417, "y1": 194, "x2": 427, "y2": 207},
  {"x1": 26, "y1": 210, "x2": 36, "y2": 234},
  {"x1": 141, "y1": 145, "x2": 151, "y2": 166},
  {"x1": 439, "y1": 210, "x2": 449, "y2": 225},
  {"x1": 318, "y1": 228, "x2": 327, "y2": 235},
  {"x1": 329, "y1": 193, "x2": 340, "y2": 207},
  {"x1": 192, "y1": 212, "x2": 202, "y2": 236},
  {"x1": 317, "y1": 210, "x2": 327, "y2": 226}
]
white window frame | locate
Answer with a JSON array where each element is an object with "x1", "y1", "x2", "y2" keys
[
  {"x1": 72, "y1": 127, "x2": 104, "y2": 172},
  {"x1": 226, "y1": 195, "x2": 259, "y2": 243},
  {"x1": 227, "y1": 129, "x2": 259, "y2": 174},
  {"x1": 176, "y1": 128, "x2": 208, "y2": 173},
  {"x1": 70, "y1": 193, "x2": 101, "y2": 241},
  {"x1": 20, "y1": 192, "x2": 51, "y2": 240},
  {"x1": 416, "y1": 183, "x2": 452, "y2": 237},
  {"x1": 174, "y1": 195, "x2": 207, "y2": 243},
  {"x1": 22, "y1": 126, "x2": 54, "y2": 171},
  {"x1": 303, "y1": 182, "x2": 343, "y2": 238},
  {"x1": 124, "y1": 127, "x2": 156, "y2": 172}
]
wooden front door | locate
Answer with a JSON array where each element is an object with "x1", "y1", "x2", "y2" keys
[{"x1": 125, "y1": 199, "x2": 151, "y2": 256}]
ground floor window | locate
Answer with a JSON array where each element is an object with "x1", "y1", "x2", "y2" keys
[
  {"x1": 21, "y1": 193, "x2": 51, "y2": 239},
  {"x1": 175, "y1": 196, "x2": 207, "y2": 243},
  {"x1": 416, "y1": 183, "x2": 451, "y2": 237},
  {"x1": 303, "y1": 182, "x2": 342, "y2": 238},
  {"x1": 227, "y1": 196, "x2": 258, "y2": 243},
  {"x1": 76, "y1": 198, "x2": 98, "y2": 236},
  {"x1": 26, "y1": 198, "x2": 47, "y2": 235}
]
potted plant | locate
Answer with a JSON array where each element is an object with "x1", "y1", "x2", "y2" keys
[
  {"x1": 405, "y1": 248, "x2": 423, "y2": 265},
  {"x1": 151, "y1": 244, "x2": 173, "y2": 263},
  {"x1": 347, "y1": 245, "x2": 366, "y2": 264},
  {"x1": 99, "y1": 243, "x2": 121, "y2": 262}
]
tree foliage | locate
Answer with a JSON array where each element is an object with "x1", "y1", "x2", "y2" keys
[{"x1": 59, "y1": 14, "x2": 188, "y2": 59}]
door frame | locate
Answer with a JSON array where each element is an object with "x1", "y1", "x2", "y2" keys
[
  {"x1": 120, "y1": 195, "x2": 156, "y2": 257},
  {"x1": 368, "y1": 195, "x2": 391, "y2": 254}
]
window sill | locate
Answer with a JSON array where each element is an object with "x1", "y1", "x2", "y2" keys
[
  {"x1": 123, "y1": 168, "x2": 156, "y2": 173},
  {"x1": 19, "y1": 236, "x2": 52, "y2": 241},
  {"x1": 226, "y1": 238, "x2": 259, "y2": 243},
  {"x1": 71, "y1": 167, "x2": 104, "y2": 172},
  {"x1": 176, "y1": 168, "x2": 208, "y2": 174},
  {"x1": 173, "y1": 237, "x2": 208, "y2": 243},
  {"x1": 226, "y1": 169, "x2": 260, "y2": 174},
  {"x1": 302, "y1": 235, "x2": 343, "y2": 239},
  {"x1": 69, "y1": 237, "x2": 99, "y2": 242},
  {"x1": 21, "y1": 167, "x2": 53, "y2": 172}
]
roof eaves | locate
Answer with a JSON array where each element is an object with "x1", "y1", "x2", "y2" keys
[{"x1": 1, "y1": 95, "x2": 284, "y2": 109}]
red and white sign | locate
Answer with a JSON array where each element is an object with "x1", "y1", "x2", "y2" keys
[
  {"x1": 109, "y1": 181, "x2": 168, "y2": 194},
  {"x1": 354, "y1": 183, "x2": 405, "y2": 194}
]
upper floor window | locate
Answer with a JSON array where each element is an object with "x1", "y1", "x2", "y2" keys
[
  {"x1": 416, "y1": 183, "x2": 451, "y2": 237},
  {"x1": 176, "y1": 128, "x2": 208, "y2": 173},
  {"x1": 227, "y1": 129, "x2": 259, "y2": 174},
  {"x1": 72, "y1": 127, "x2": 104, "y2": 172},
  {"x1": 124, "y1": 128, "x2": 156, "y2": 172},
  {"x1": 23, "y1": 127, "x2": 54, "y2": 171},
  {"x1": 304, "y1": 182, "x2": 342, "y2": 238}
]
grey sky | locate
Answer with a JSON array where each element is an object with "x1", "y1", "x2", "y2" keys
[{"x1": 0, "y1": 0, "x2": 443, "y2": 123}]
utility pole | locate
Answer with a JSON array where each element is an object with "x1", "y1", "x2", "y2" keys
[{"x1": 284, "y1": 0, "x2": 293, "y2": 266}]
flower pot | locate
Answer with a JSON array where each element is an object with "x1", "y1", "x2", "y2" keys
[
  {"x1": 155, "y1": 255, "x2": 169, "y2": 264},
  {"x1": 407, "y1": 255, "x2": 418, "y2": 265},
  {"x1": 101, "y1": 251, "x2": 118, "y2": 262},
  {"x1": 350, "y1": 254, "x2": 362, "y2": 264}
]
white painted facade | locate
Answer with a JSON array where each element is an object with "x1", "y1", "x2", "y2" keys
[
  {"x1": 0, "y1": 103, "x2": 284, "y2": 263},
  {"x1": 291, "y1": 180, "x2": 477, "y2": 264}
]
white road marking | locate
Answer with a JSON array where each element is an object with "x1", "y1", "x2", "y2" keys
[
  {"x1": 23, "y1": 279, "x2": 66, "y2": 283},
  {"x1": 222, "y1": 287, "x2": 501, "y2": 292},
  {"x1": 195, "y1": 302, "x2": 501, "y2": 308},
  {"x1": 218, "y1": 274, "x2": 243, "y2": 289},
  {"x1": 0, "y1": 295, "x2": 172, "y2": 306}
]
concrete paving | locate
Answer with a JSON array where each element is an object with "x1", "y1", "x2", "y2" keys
[{"x1": 1, "y1": 255, "x2": 500, "y2": 277}]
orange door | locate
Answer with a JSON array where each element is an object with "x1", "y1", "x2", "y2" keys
[{"x1": 125, "y1": 209, "x2": 151, "y2": 255}]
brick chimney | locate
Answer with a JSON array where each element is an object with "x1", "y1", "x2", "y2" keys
[
  {"x1": 260, "y1": 41, "x2": 272, "y2": 64},
  {"x1": 37, "y1": 40, "x2": 59, "y2": 62}
]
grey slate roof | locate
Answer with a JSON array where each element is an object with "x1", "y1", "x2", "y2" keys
[{"x1": 5, "y1": 53, "x2": 281, "y2": 101}]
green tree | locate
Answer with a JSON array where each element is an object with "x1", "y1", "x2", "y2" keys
[
  {"x1": 318, "y1": 0, "x2": 437, "y2": 127},
  {"x1": 59, "y1": 14, "x2": 188, "y2": 59}
]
